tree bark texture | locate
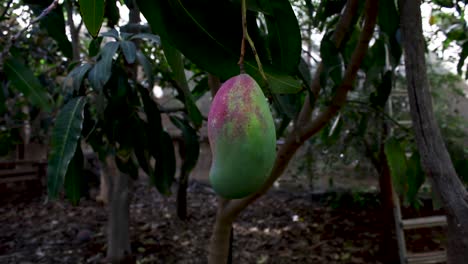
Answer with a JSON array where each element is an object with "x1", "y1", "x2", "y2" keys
[
  {"x1": 207, "y1": 1, "x2": 378, "y2": 263},
  {"x1": 208, "y1": 199, "x2": 232, "y2": 264},
  {"x1": 176, "y1": 166, "x2": 189, "y2": 220},
  {"x1": 399, "y1": 1, "x2": 468, "y2": 263},
  {"x1": 105, "y1": 155, "x2": 132, "y2": 263}
]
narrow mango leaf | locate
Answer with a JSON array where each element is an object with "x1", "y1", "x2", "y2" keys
[
  {"x1": 405, "y1": 151, "x2": 426, "y2": 206},
  {"x1": 101, "y1": 28, "x2": 120, "y2": 40},
  {"x1": 88, "y1": 41, "x2": 119, "y2": 91},
  {"x1": 89, "y1": 36, "x2": 103, "y2": 56},
  {"x1": 370, "y1": 70, "x2": 393, "y2": 108},
  {"x1": 40, "y1": 4, "x2": 73, "y2": 59},
  {"x1": 137, "y1": 0, "x2": 302, "y2": 94},
  {"x1": 133, "y1": 117, "x2": 153, "y2": 178},
  {"x1": 456, "y1": 43, "x2": 468, "y2": 76},
  {"x1": 104, "y1": 0, "x2": 120, "y2": 27},
  {"x1": 0, "y1": 85, "x2": 6, "y2": 114},
  {"x1": 274, "y1": 93, "x2": 302, "y2": 120},
  {"x1": 162, "y1": 42, "x2": 203, "y2": 127},
  {"x1": 129, "y1": 33, "x2": 161, "y2": 44},
  {"x1": 263, "y1": 0, "x2": 302, "y2": 73},
  {"x1": 79, "y1": 0, "x2": 105, "y2": 37},
  {"x1": 191, "y1": 76, "x2": 209, "y2": 101},
  {"x1": 154, "y1": 131, "x2": 176, "y2": 195},
  {"x1": 115, "y1": 152, "x2": 139, "y2": 180},
  {"x1": 320, "y1": 34, "x2": 343, "y2": 88},
  {"x1": 24, "y1": 2, "x2": 73, "y2": 58},
  {"x1": 64, "y1": 144, "x2": 84, "y2": 205},
  {"x1": 4, "y1": 58, "x2": 52, "y2": 112},
  {"x1": 377, "y1": 0, "x2": 401, "y2": 67},
  {"x1": 247, "y1": 65, "x2": 303, "y2": 94},
  {"x1": 169, "y1": 115, "x2": 200, "y2": 172},
  {"x1": 120, "y1": 40, "x2": 137, "y2": 64},
  {"x1": 63, "y1": 63, "x2": 93, "y2": 92},
  {"x1": 47, "y1": 97, "x2": 87, "y2": 199},
  {"x1": 384, "y1": 137, "x2": 408, "y2": 195},
  {"x1": 136, "y1": 51, "x2": 154, "y2": 88}
]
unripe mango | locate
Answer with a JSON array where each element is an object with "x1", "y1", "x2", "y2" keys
[{"x1": 208, "y1": 74, "x2": 276, "y2": 199}]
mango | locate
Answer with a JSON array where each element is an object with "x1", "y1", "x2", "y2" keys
[{"x1": 208, "y1": 74, "x2": 276, "y2": 199}]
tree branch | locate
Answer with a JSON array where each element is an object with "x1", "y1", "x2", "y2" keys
[
  {"x1": 0, "y1": 0, "x2": 13, "y2": 21},
  {"x1": 297, "y1": 0, "x2": 360, "y2": 126},
  {"x1": 223, "y1": 0, "x2": 378, "y2": 218},
  {"x1": 65, "y1": 0, "x2": 80, "y2": 61}
]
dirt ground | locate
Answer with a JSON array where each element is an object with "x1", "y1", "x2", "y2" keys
[{"x1": 0, "y1": 174, "x2": 447, "y2": 264}]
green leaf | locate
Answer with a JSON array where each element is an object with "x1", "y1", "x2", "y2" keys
[
  {"x1": 320, "y1": 34, "x2": 343, "y2": 88},
  {"x1": 263, "y1": 0, "x2": 302, "y2": 73},
  {"x1": 384, "y1": 137, "x2": 408, "y2": 195},
  {"x1": 47, "y1": 97, "x2": 87, "y2": 199},
  {"x1": 63, "y1": 63, "x2": 93, "y2": 92},
  {"x1": 129, "y1": 33, "x2": 161, "y2": 44},
  {"x1": 88, "y1": 41, "x2": 120, "y2": 91},
  {"x1": 136, "y1": 51, "x2": 154, "y2": 88},
  {"x1": 79, "y1": 0, "x2": 105, "y2": 37},
  {"x1": 377, "y1": 0, "x2": 401, "y2": 68},
  {"x1": 39, "y1": 4, "x2": 73, "y2": 59},
  {"x1": 101, "y1": 28, "x2": 120, "y2": 40},
  {"x1": 274, "y1": 93, "x2": 302, "y2": 120},
  {"x1": 120, "y1": 40, "x2": 137, "y2": 64},
  {"x1": 104, "y1": 0, "x2": 120, "y2": 27},
  {"x1": 162, "y1": 42, "x2": 203, "y2": 127},
  {"x1": 24, "y1": 2, "x2": 73, "y2": 59},
  {"x1": 457, "y1": 42, "x2": 468, "y2": 76},
  {"x1": 137, "y1": 0, "x2": 301, "y2": 94},
  {"x1": 89, "y1": 36, "x2": 103, "y2": 57},
  {"x1": 169, "y1": 115, "x2": 200, "y2": 172},
  {"x1": 191, "y1": 76, "x2": 209, "y2": 101},
  {"x1": 405, "y1": 151, "x2": 425, "y2": 205},
  {"x1": 432, "y1": 0, "x2": 455, "y2": 8},
  {"x1": 64, "y1": 144, "x2": 84, "y2": 205},
  {"x1": 4, "y1": 58, "x2": 52, "y2": 112},
  {"x1": 154, "y1": 131, "x2": 176, "y2": 195},
  {"x1": 115, "y1": 153, "x2": 139, "y2": 180},
  {"x1": 370, "y1": 70, "x2": 393, "y2": 108}
]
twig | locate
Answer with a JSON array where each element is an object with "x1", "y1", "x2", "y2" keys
[
  {"x1": 0, "y1": 0, "x2": 13, "y2": 21},
  {"x1": 0, "y1": 0, "x2": 60, "y2": 61},
  {"x1": 238, "y1": 0, "x2": 267, "y2": 82},
  {"x1": 347, "y1": 100, "x2": 412, "y2": 133}
]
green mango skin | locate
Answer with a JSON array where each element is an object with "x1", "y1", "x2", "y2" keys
[{"x1": 208, "y1": 74, "x2": 276, "y2": 199}]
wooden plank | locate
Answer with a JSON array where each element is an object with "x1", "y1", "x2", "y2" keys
[
  {"x1": 0, "y1": 168, "x2": 38, "y2": 178},
  {"x1": 0, "y1": 175, "x2": 38, "y2": 184},
  {"x1": 401, "y1": 215, "x2": 447, "y2": 230},
  {"x1": 407, "y1": 250, "x2": 446, "y2": 264}
]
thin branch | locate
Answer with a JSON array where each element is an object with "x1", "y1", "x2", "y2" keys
[
  {"x1": 297, "y1": 0, "x2": 360, "y2": 126},
  {"x1": 0, "y1": 0, "x2": 60, "y2": 61},
  {"x1": 238, "y1": 0, "x2": 247, "y2": 73},
  {"x1": 65, "y1": 0, "x2": 80, "y2": 61},
  {"x1": 299, "y1": 0, "x2": 378, "y2": 140},
  {"x1": 238, "y1": 0, "x2": 267, "y2": 81},
  {"x1": 346, "y1": 100, "x2": 412, "y2": 133},
  {"x1": 0, "y1": 0, "x2": 13, "y2": 21},
  {"x1": 223, "y1": 0, "x2": 378, "y2": 219}
]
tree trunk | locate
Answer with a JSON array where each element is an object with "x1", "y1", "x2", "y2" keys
[
  {"x1": 399, "y1": 1, "x2": 468, "y2": 263},
  {"x1": 377, "y1": 148, "x2": 398, "y2": 264},
  {"x1": 105, "y1": 155, "x2": 132, "y2": 263},
  {"x1": 208, "y1": 199, "x2": 233, "y2": 264},
  {"x1": 176, "y1": 167, "x2": 189, "y2": 220},
  {"x1": 65, "y1": 0, "x2": 80, "y2": 62}
]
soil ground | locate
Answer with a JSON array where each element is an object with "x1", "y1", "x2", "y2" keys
[{"x1": 0, "y1": 175, "x2": 447, "y2": 264}]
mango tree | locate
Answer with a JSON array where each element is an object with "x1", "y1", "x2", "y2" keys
[{"x1": 1, "y1": 0, "x2": 201, "y2": 262}]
